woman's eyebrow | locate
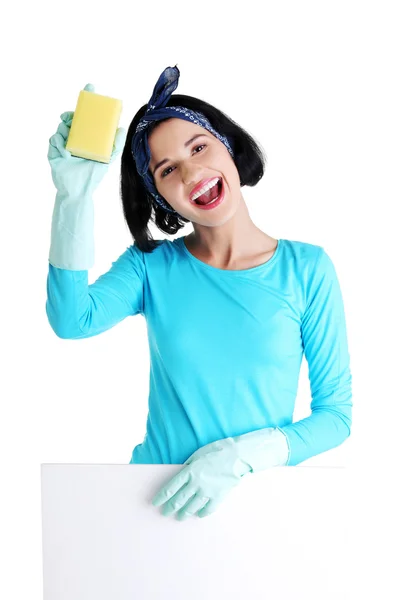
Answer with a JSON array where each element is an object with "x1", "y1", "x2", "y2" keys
[{"x1": 152, "y1": 134, "x2": 208, "y2": 176}]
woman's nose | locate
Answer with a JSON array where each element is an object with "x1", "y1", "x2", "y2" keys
[{"x1": 181, "y1": 166, "x2": 202, "y2": 186}]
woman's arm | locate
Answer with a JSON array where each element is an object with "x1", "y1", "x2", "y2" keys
[
  {"x1": 279, "y1": 248, "x2": 352, "y2": 466},
  {"x1": 46, "y1": 244, "x2": 145, "y2": 339}
]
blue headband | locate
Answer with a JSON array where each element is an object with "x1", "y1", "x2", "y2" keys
[{"x1": 131, "y1": 65, "x2": 235, "y2": 215}]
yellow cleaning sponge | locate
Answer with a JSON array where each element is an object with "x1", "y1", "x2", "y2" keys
[{"x1": 66, "y1": 89, "x2": 122, "y2": 164}]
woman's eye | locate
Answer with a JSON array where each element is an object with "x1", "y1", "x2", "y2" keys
[
  {"x1": 161, "y1": 144, "x2": 206, "y2": 178},
  {"x1": 193, "y1": 144, "x2": 206, "y2": 154},
  {"x1": 161, "y1": 166, "x2": 173, "y2": 178}
]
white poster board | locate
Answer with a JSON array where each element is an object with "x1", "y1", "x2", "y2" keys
[{"x1": 40, "y1": 464, "x2": 382, "y2": 599}]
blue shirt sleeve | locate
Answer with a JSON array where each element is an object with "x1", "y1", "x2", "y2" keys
[
  {"x1": 279, "y1": 248, "x2": 352, "y2": 465},
  {"x1": 46, "y1": 244, "x2": 145, "y2": 339}
]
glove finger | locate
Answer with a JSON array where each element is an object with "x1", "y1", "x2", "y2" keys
[
  {"x1": 197, "y1": 497, "x2": 222, "y2": 518},
  {"x1": 114, "y1": 127, "x2": 127, "y2": 151},
  {"x1": 83, "y1": 83, "x2": 95, "y2": 92},
  {"x1": 109, "y1": 127, "x2": 127, "y2": 163},
  {"x1": 177, "y1": 495, "x2": 209, "y2": 520},
  {"x1": 60, "y1": 111, "x2": 74, "y2": 124},
  {"x1": 161, "y1": 482, "x2": 197, "y2": 517},
  {"x1": 152, "y1": 468, "x2": 190, "y2": 507},
  {"x1": 56, "y1": 121, "x2": 71, "y2": 141},
  {"x1": 48, "y1": 132, "x2": 71, "y2": 160}
]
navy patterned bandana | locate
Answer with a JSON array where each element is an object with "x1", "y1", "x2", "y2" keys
[{"x1": 131, "y1": 65, "x2": 235, "y2": 215}]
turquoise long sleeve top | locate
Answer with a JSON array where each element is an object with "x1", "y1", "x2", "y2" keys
[{"x1": 46, "y1": 236, "x2": 352, "y2": 466}]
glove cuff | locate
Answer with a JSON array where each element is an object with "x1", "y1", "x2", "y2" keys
[
  {"x1": 233, "y1": 427, "x2": 290, "y2": 474},
  {"x1": 49, "y1": 192, "x2": 95, "y2": 270}
]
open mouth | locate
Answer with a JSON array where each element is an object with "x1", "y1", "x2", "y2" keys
[{"x1": 193, "y1": 178, "x2": 223, "y2": 205}]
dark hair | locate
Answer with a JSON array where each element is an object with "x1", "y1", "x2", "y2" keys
[{"x1": 119, "y1": 94, "x2": 267, "y2": 253}]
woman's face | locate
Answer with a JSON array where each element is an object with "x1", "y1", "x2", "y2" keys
[{"x1": 148, "y1": 118, "x2": 242, "y2": 224}]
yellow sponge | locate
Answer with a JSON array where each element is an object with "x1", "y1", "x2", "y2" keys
[{"x1": 66, "y1": 89, "x2": 122, "y2": 163}]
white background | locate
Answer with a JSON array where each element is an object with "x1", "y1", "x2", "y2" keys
[{"x1": 1, "y1": 1, "x2": 399, "y2": 598}]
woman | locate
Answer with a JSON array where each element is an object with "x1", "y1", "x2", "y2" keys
[{"x1": 46, "y1": 65, "x2": 352, "y2": 520}]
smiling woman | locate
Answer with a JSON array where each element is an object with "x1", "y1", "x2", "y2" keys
[
  {"x1": 46, "y1": 64, "x2": 352, "y2": 521},
  {"x1": 120, "y1": 71, "x2": 266, "y2": 253},
  {"x1": 146, "y1": 118, "x2": 234, "y2": 217}
]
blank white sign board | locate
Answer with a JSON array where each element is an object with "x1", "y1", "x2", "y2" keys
[{"x1": 41, "y1": 465, "x2": 358, "y2": 599}]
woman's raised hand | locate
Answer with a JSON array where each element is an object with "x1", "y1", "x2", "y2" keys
[{"x1": 47, "y1": 83, "x2": 126, "y2": 198}]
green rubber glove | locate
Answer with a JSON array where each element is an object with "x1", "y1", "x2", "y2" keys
[
  {"x1": 152, "y1": 427, "x2": 290, "y2": 520},
  {"x1": 47, "y1": 83, "x2": 126, "y2": 270}
]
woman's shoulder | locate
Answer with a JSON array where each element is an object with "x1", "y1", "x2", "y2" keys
[
  {"x1": 281, "y1": 239, "x2": 340, "y2": 288},
  {"x1": 127, "y1": 237, "x2": 180, "y2": 269},
  {"x1": 281, "y1": 237, "x2": 325, "y2": 264}
]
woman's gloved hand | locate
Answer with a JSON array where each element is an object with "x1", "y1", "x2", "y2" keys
[
  {"x1": 47, "y1": 83, "x2": 126, "y2": 270},
  {"x1": 47, "y1": 83, "x2": 126, "y2": 197},
  {"x1": 151, "y1": 427, "x2": 290, "y2": 521}
]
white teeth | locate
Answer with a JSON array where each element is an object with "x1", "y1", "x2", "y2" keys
[{"x1": 190, "y1": 177, "x2": 220, "y2": 201}]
